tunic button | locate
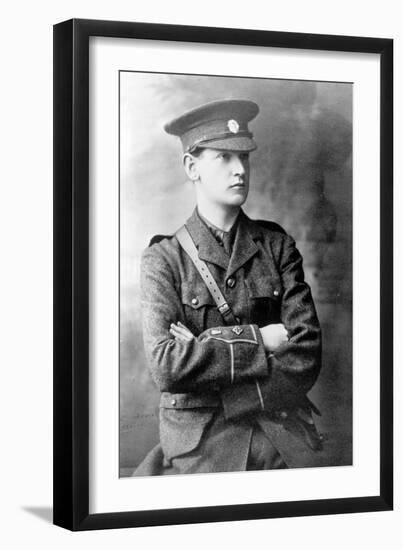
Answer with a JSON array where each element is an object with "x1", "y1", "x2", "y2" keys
[
  {"x1": 171, "y1": 399, "x2": 176, "y2": 406},
  {"x1": 279, "y1": 411, "x2": 288, "y2": 420},
  {"x1": 227, "y1": 277, "x2": 236, "y2": 288},
  {"x1": 191, "y1": 297, "x2": 199, "y2": 306},
  {"x1": 235, "y1": 316, "x2": 241, "y2": 324},
  {"x1": 273, "y1": 289, "x2": 279, "y2": 297}
]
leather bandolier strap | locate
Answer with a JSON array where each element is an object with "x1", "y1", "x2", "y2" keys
[{"x1": 176, "y1": 225, "x2": 238, "y2": 325}]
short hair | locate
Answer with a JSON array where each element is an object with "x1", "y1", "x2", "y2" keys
[{"x1": 187, "y1": 147, "x2": 204, "y2": 158}]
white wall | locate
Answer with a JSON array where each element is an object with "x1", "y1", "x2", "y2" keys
[{"x1": 0, "y1": 1, "x2": 401, "y2": 547}]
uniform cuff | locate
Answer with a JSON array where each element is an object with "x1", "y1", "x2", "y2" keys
[
  {"x1": 232, "y1": 325, "x2": 268, "y2": 382},
  {"x1": 198, "y1": 324, "x2": 268, "y2": 384}
]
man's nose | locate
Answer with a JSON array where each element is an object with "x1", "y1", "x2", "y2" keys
[{"x1": 231, "y1": 155, "x2": 246, "y2": 175}]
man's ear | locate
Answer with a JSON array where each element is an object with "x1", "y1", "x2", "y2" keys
[{"x1": 183, "y1": 153, "x2": 199, "y2": 182}]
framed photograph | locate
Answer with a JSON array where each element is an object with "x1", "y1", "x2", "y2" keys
[{"x1": 53, "y1": 18, "x2": 393, "y2": 530}]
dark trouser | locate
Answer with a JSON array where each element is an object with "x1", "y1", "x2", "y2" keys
[{"x1": 246, "y1": 423, "x2": 288, "y2": 470}]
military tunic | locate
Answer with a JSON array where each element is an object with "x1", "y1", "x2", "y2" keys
[{"x1": 134, "y1": 208, "x2": 323, "y2": 476}]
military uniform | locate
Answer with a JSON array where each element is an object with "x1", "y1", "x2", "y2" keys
[{"x1": 133, "y1": 99, "x2": 323, "y2": 476}]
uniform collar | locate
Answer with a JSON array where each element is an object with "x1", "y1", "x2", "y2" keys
[
  {"x1": 197, "y1": 209, "x2": 238, "y2": 255},
  {"x1": 185, "y1": 208, "x2": 261, "y2": 275}
]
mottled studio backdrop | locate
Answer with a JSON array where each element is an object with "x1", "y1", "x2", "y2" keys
[{"x1": 120, "y1": 72, "x2": 352, "y2": 475}]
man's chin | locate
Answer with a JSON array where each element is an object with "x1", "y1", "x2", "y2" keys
[
  {"x1": 212, "y1": 194, "x2": 248, "y2": 210},
  {"x1": 227, "y1": 195, "x2": 248, "y2": 207}
]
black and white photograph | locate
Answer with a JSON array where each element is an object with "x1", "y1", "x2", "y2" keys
[
  {"x1": 1, "y1": 0, "x2": 398, "y2": 543},
  {"x1": 119, "y1": 72, "x2": 353, "y2": 477}
]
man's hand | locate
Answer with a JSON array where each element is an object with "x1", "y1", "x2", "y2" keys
[
  {"x1": 169, "y1": 321, "x2": 195, "y2": 343},
  {"x1": 260, "y1": 323, "x2": 288, "y2": 353}
]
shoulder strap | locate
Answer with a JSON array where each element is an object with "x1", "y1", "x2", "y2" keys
[{"x1": 176, "y1": 225, "x2": 237, "y2": 325}]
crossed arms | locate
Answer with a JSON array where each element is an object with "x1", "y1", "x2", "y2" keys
[{"x1": 140, "y1": 234, "x2": 321, "y2": 413}]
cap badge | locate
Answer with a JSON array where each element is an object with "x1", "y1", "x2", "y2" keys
[{"x1": 227, "y1": 119, "x2": 240, "y2": 134}]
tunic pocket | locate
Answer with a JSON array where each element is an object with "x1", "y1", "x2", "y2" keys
[
  {"x1": 180, "y1": 282, "x2": 216, "y2": 309},
  {"x1": 180, "y1": 282, "x2": 217, "y2": 334},
  {"x1": 245, "y1": 279, "x2": 283, "y2": 327},
  {"x1": 159, "y1": 407, "x2": 215, "y2": 460}
]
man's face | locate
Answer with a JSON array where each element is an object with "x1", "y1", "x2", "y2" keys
[{"x1": 192, "y1": 148, "x2": 250, "y2": 209}]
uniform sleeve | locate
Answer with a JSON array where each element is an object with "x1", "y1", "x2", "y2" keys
[
  {"x1": 262, "y1": 234, "x2": 322, "y2": 408},
  {"x1": 140, "y1": 246, "x2": 268, "y2": 393},
  {"x1": 221, "y1": 234, "x2": 321, "y2": 419}
]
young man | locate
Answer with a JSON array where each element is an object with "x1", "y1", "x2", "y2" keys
[{"x1": 134, "y1": 99, "x2": 323, "y2": 476}]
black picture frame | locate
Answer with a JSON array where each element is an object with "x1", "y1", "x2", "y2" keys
[{"x1": 53, "y1": 18, "x2": 393, "y2": 531}]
